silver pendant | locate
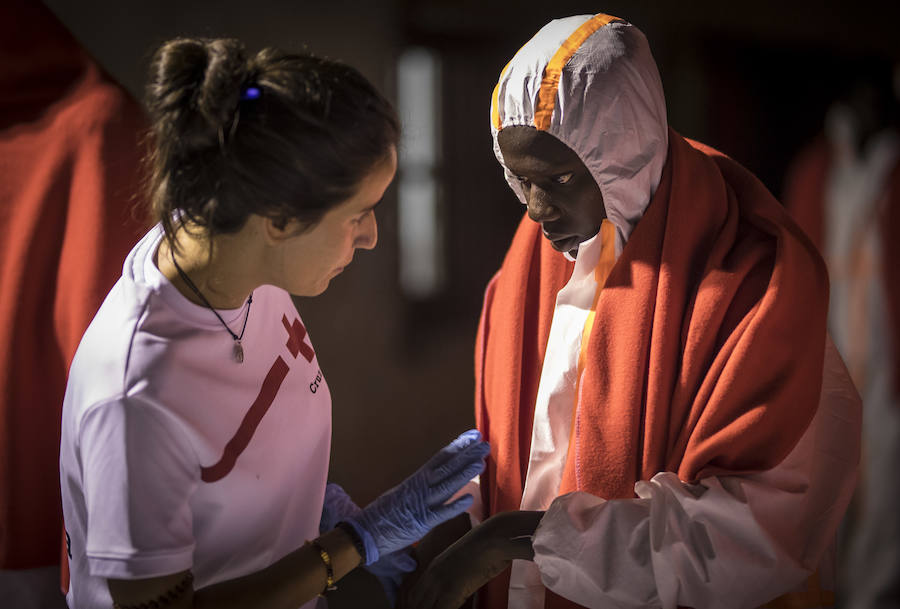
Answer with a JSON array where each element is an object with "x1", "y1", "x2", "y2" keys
[{"x1": 233, "y1": 340, "x2": 244, "y2": 364}]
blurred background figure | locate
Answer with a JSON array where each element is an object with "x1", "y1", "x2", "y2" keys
[
  {"x1": 783, "y1": 62, "x2": 900, "y2": 609},
  {"x1": 0, "y1": 1, "x2": 148, "y2": 607}
]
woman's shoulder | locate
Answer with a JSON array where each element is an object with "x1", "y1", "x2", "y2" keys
[
  {"x1": 65, "y1": 228, "x2": 175, "y2": 409},
  {"x1": 64, "y1": 275, "x2": 158, "y2": 413}
]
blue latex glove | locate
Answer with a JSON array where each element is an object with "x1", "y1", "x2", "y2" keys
[
  {"x1": 344, "y1": 429, "x2": 489, "y2": 565},
  {"x1": 365, "y1": 548, "x2": 417, "y2": 606},
  {"x1": 320, "y1": 482, "x2": 361, "y2": 533},
  {"x1": 319, "y1": 482, "x2": 417, "y2": 605}
]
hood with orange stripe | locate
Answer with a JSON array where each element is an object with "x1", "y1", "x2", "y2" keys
[{"x1": 490, "y1": 14, "x2": 668, "y2": 250}]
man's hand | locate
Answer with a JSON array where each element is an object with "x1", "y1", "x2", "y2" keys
[{"x1": 403, "y1": 510, "x2": 544, "y2": 609}]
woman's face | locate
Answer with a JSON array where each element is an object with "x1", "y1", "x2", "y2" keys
[
  {"x1": 273, "y1": 147, "x2": 397, "y2": 297},
  {"x1": 497, "y1": 126, "x2": 605, "y2": 258}
]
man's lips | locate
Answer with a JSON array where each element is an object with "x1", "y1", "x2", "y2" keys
[{"x1": 543, "y1": 232, "x2": 580, "y2": 253}]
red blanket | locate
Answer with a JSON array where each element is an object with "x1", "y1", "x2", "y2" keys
[
  {"x1": 0, "y1": 0, "x2": 147, "y2": 570},
  {"x1": 475, "y1": 130, "x2": 829, "y2": 608}
]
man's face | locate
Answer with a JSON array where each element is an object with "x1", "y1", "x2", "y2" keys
[{"x1": 497, "y1": 126, "x2": 606, "y2": 258}]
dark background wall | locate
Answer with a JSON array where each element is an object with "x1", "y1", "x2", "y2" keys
[{"x1": 43, "y1": 0, "x2": 900, "y2": 504}]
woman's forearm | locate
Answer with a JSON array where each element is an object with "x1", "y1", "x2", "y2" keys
[
  {"x1": 110, "y1": 528, "x2": 363, "y2": 609},
  {"x1": 193, "y1": 527, "x2": 362, "y2": 609}
]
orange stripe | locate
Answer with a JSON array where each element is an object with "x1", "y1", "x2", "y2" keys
[
  {"x1": 533, "y1": 13, "x2": 619, "y2": 131},
  {"x1": 567, "y1": 220, "x2": 617, "y2": 464},
  {"x1": 491, "y1": 59, "x2": 513, "y2": 130}
]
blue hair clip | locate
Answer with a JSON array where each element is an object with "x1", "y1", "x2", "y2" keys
[{"x1": 241, "y1": 85, "x2": 261, "y2": 101}]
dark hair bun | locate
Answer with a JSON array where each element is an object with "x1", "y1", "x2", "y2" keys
[
  {"x1": 145, "y1": 36, "x2": 399, "y2": 245},
  {"x1": 147, "y1": 37, "x2": 249, "y2": 150}
]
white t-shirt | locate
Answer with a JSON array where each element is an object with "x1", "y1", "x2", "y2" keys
[{"x1": 60, "y1": 225, "x2": 330, "y2": 609}]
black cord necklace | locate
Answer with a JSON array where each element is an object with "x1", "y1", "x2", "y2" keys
[{"x1": 170, "y1": 251, "x2": 253, "y2": 364}]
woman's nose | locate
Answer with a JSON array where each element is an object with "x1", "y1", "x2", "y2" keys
[
  {"x1": 526, "y1": 185, "x2": 561, "y2": 223},
  {"x1": 355, "y1": 213, "x2": 378, "y2": 250}
]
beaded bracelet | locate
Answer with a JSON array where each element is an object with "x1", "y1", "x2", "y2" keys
[
  {"x1": 112, "y1": 572, "x2": 194, "y2": 609},
  {"x1": 309, "y1": 539, "x2": 338, "y2": 596}
]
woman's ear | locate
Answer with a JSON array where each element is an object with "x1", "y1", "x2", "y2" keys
[{"x1": 261, "y1": 216, "x2": 307, "y2": 246}]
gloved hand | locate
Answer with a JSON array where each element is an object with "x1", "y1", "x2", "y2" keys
[
  {"x1": 319, "y1": 482, "x2": 418, "y2": 605},
  {"x1": 320, "y1": 482, "x2": 361, "y2": 533},
  {"x1": 344, "y1": 429, "x2": 490, "y2": 565},
  {"x1": 366, "y1": 548, "x2": 417, "y2": 606}
]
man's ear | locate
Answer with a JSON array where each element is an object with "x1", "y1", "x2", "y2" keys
[{"x1": 261, "y1": 216, "x2": 307, "y2": 245}]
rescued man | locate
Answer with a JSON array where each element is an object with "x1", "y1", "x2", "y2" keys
[{"x1": 406, "y1": 13, "x2": 861, "y2": 609}]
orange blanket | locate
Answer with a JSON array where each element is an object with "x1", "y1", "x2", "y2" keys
[
  {"x1": 0, "y1": 0, "x2": 147, "y2": 570},
  {"x1": 475, "y1": 130, "x2": 829, "y2": 608}
]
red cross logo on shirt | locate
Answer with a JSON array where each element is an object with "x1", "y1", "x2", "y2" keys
[
  {"x1": 282, "y1": 314, "x2": 315, "y2": 362},
  {"x1": 200, "y1": 313, "x2": 317, "y2": 483}
]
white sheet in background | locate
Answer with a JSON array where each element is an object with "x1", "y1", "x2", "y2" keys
[{"x1": 822, "y1": 105, "x2": 900, "y2": 609}]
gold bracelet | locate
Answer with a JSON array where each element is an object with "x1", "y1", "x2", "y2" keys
[{"x1": 309, "y1": 539, "x2": 337, "y2": 596}]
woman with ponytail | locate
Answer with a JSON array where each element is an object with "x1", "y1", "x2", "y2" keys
[{"x1": 58, "y1": 37, "x2": 488, "y2": 609}]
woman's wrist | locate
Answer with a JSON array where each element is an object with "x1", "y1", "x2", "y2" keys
[
  {"x1": 335, "y1": 521, "x2": 367, "y2": 562},
  {"x1": 315, "y1": 527, "x2": 364, "y2": 581}
]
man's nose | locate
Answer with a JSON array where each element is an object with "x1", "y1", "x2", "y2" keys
[{"x1": 526, "y1": 185, "x2": 561, "y2": 223}]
